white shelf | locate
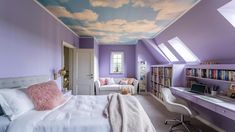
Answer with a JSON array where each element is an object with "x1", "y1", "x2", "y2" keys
[{"x1": 186, "y1": 76, "x2": 235, "y2": 83}]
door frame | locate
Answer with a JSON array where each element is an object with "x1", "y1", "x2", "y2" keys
[{"x1": 61, "y1": 41, "x2": 75, "y2": 91}]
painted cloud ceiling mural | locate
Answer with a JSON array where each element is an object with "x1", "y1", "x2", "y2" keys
[{"x1": 37, "y1": 0, "x2": 199, "y2": 44}]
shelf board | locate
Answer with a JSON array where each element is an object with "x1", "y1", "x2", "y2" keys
[{"x1": 186, "y1": 76, "x2": 235, "y2": 83}]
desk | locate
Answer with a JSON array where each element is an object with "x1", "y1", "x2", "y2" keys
[{"x1": 171, "y1": 87, "x2": 235, "y2": 121}]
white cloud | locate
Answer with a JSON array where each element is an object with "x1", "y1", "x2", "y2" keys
[
  {"x1": 70, "y1": 19, "x2": 161, "y2": 43},
  {"x1": 89, "y1": 0, "x2": 129, "y2": 8},
  {"x1": 73, "y1": 9, "x2": 98, "y2": 21},
  {"x1": 85, "y1": 19, "x2": 161, "y2": 33},
  {"x1": 131, "y1": 0, "x2": 197, "y2": 21},
  {"x1": 60, "y1": 0, "x2": 69, "y2": 3},
  {"x1": 46, "y1": 6, "x2": 98, "y2": 21}
]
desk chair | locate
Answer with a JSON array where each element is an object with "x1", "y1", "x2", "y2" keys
[{"x1": 161, "y1": 88, "x2": 194, "y2": 132}]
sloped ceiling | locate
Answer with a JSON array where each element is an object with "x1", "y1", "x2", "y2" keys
[
  {"x1": 153, "y1": 0, "x2": 235, "y2": 63},
  {"x1": 37, "y1": 0, "x2": 199, "y2": 44}
]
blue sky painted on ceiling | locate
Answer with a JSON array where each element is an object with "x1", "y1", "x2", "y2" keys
[{"x1": 37, "y1": 0, "x2": 199, "y2": 44}]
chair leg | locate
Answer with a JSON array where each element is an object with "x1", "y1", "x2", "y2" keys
[
  {"x1": 169, "y1": 122, "x2": 182, "y2": 131},
  {"x1": 165, "y1": 115, "x2": 192, "y2": 132},
  {"x1": 164, "y1": 119, "x2": 180, "y2": 125},
  {"x1": 182, "y1": 122, "x2": 191, "y2": 132}
]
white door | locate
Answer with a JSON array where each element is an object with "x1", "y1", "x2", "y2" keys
[{"x1": 73, "y1": 49, "x2": 94, "y2": 95}]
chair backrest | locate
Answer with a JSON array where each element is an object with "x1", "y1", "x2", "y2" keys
[
  {"x1": 161, "y1": 88, "x2": 176, "y2": 103},
  {"x1": 161, "y1": 88, "x2": 192, "y2": 116}
]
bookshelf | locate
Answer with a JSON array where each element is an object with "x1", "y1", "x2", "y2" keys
[
  {"x1": 151, "y1": 64, "x2": 185, "y2": 102},
  {"x1": 185, "y1": 64, "x2": 235, "y2": 87}
]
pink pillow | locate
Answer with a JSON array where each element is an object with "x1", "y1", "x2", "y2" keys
[
  {"x1": 99, "y1": 78, "x2": 107, "y2": 86},
  {"x1": 119, "y1": 79, "x2": 128, "y2": 85},
  {"x1": 127, "y1": 78, "x2": 135, "y2": 85},
  {"x1": 26, "y1": 81, "x2": 65, "y2": 111}
]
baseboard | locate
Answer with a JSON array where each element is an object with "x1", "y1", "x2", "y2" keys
[
  {"x1": 195, "y1": 116, "x2": 225, "y2": 132},
  {"x1": 149, "y1": 92, "x2": 164, "y2": 105},
  {"x1": 148, "y1": 92, "x2": 225, "y2": 132}
]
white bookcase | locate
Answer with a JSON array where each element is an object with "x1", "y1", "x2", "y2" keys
[
  {"x1": 138, "y1": 61, "x2": 147, "y2": 94},
  {"x1": 151, "y1": 64, "x2": 185, "y2": 102}
]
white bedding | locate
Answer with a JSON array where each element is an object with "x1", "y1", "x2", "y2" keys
[{"x1": 7, "y1": 95, "x2": 111, "y2": 132}]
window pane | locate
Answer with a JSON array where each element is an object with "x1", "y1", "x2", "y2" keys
[
  {"x1": 111, "y1": 52, "x2": 124, "y2": 73},
  {"x1": 117, "y1": 59, "x2": 121, "y2": 63},
  {"x1": 158, "y1": 43, "x2": 179, "y2": 62},
  {"x1": 218, "y1": 0, "x2": 235, "y2": 27},
  {"x1": 113, "y1": 59, "x2": 118, "y2": 63},
  {"x1": 168, "y1": 37, "x2": 199, "y2": 62}
]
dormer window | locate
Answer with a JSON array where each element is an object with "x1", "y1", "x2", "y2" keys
[
  {"x1": 158, "y1": 43, "x2": 179, "y2": 62},
  {"x1": 218, "y1": 0, "x2": 235, "y2": 27},
  {"x1": 168, "y1": 37, "x2": 199, "y2": 63}
]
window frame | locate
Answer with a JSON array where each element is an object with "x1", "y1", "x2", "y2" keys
[
  {"x1": 110, "y1": 51, "x2": 124, "y2": 74},
  {"x1": 158, "y1": 43, "x2": 179, "y2": 62},
  {"x1": 168, "y1": 37, "x2": 200, "y2": 63}
]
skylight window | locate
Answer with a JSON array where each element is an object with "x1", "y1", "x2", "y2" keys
[
  {"x1": 168, "y1": 37, "x2": 199, "y2": 62},
  {"x1": 158, "y1": 43, "x2": 179, "y2": 62},
  {"x1": 142, "y1": 39, "x2": 169, "y2": 62},
  {"x1": 218, "y1": 0, "x2": 235, "y2": 27}
]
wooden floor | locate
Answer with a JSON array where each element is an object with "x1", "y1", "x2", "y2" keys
[{"x1": 136, "y1": 95, "x2": 217, "y2": 132}]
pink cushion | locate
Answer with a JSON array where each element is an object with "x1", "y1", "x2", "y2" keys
[
  {"x1": 119, "y1": 79, "x2": 128, "y2": 85},
  {"x1": 26, "y1": 81, "x2": 65, "y2": 111},
  {"x1": 99, "y1": 78, "x2": 106, "y2": 86},
  {"x1": 127, "y1": 78, "x2": 135, "y2": 85}
]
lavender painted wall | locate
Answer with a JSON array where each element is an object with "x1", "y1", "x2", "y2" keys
[
  {"x1": 79, "y1": 37, "x2": 95, "y2": 49},
  {"x1": 136, "y1": 40, "x2": 158, "y2": 91},
  {"x1": 99, "y1": 45, "x2": 136, "y2": 78},
  {"x1": 0, "y1": 0, "x2": 79, "y2": 88},
  {"x1": 153, "y1": 0, "x2": 235, "y2": 64}
]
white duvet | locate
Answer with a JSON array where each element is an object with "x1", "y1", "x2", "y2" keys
[{"x1": 7, "y1": 95, "x2": 111, "y2": 132}]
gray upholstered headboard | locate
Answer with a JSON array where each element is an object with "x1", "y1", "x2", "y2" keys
[{"x1": 0, "y1": 75, "x2": 50, "y2": 89}]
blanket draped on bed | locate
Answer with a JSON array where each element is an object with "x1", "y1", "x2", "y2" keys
[{"x1": 104, "y1": 94, "x2": 156, "y2": 132}]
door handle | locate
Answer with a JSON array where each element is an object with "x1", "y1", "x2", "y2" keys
[{"x1": 87, "y1": 74, "x2": 93, "y2": 77}]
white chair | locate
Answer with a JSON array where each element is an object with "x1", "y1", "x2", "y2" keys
[{"x1": 161, "y1": 88, "x2": 194, "y2": 132}]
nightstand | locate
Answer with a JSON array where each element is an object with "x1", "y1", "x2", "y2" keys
[{"x1": 62, "y1": 90, "x2": 72, "y2": 97}]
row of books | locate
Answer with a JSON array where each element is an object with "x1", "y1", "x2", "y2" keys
[
  {"x1": 186, "y1": 68, "x2": 235, "y2": 81},
  {"x1": 151, "y1": 67, "x2": 172, "y2": 77},
  {"x1": 164, "y1": 68, "x2": 172, "y2": 77},
  {"x1": 164, "y1": 78, "x2": 172, "y2": 87}
]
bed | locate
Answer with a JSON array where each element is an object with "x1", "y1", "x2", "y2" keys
[{"x1": 0, "y1": 75, "x2": 156, "y2": 132}]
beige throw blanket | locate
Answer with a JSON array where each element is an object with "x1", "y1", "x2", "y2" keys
[{"x1": 104, "y1": 94, "x2": 156, "y2": 132}]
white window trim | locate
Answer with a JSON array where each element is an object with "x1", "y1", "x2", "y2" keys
[
  {"x1": 110, "y1": 52, "x2": 124, "y2": 74},
  {"x1": 218, "y1": 0, "x2": 235, "y2": 28},
  {"x1": 168, "y1": 37, "x2": 200, "y2": 63},
  {"x1": 158, "y1": 43, "x2": 179, "y2": 62}
]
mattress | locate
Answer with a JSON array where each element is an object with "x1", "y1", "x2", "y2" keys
[
  {"x1": 0, "y1": 116, "x2": 10, "y2": 132},
  {"x1": 6, "y1": 95, "x2": 111, "y2": 132}
]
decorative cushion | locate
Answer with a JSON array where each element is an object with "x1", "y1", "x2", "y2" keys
[
  {"x1": 107, "y1": 78, "x2": 115, "y2": 85},
  {"x1": 127, "y1": 78, "x2": 135, "y2": 85},
  {"x1": 26, "y1": 81, "x2": 65, "y2": 111},
  {"x1": 119, "y1": 79, "x2": 128, "y2": 85},
  {"x1": 99, "y1": 78, "x2": 107, "y2": 86}
]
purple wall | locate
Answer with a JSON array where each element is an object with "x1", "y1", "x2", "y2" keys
[
  {"x1": 0, "y1": 0, "x2": 79, "y2": 88},
  {"x1": 136, "y1": 40, "x2": 158, "y2": 91},
  {"x1": 153, "y1": 0, "x2": 235, "y2": 64},
  {"x1": 99, "y1": 45, "x2": 136, "y2": 78},
  {"x1": 79, "y1": 37, "x2": 95, "y2": 49}
]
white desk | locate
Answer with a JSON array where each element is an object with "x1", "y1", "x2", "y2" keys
[{"x1": 171, "y1": 87, "x2": 235, "y2": 121}]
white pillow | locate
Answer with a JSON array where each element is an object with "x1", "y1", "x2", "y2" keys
[
  {"x1": 0, "y1": 89, "x2": 34, "y2": 120},
  {"x1": 107, "y1": 78, "x2": 115, "y2": 85}
]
